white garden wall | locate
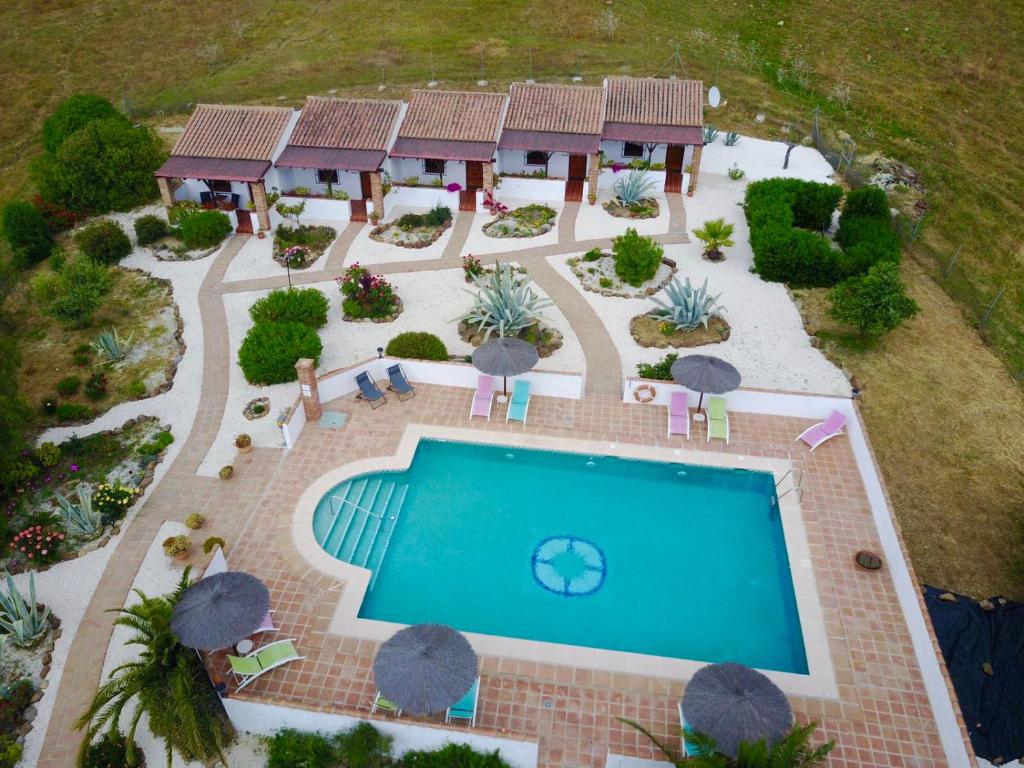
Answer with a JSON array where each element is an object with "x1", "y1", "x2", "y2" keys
[
  {"x1": 382, "y1": 187, "x2": 461, "y2": 219},
  {"x1": 221, "y1": 697, "x2": 538, "y2": 768},
  {"x1": 269, "y1": 195, "x2": 351, "y2": 227},
  {"x1": 494, "y1": 176, "x2": 566, "y2": 202},
  {"x1": 599, "y1": 140, "x2": 669, "y2": 166}
]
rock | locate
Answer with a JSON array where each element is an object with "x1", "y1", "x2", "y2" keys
[
  {"x1": 938, "y1": 592, "x2": 957, "y2": 602},
  {"x1": 30, "y1": 691, "x2": 42, "y2": 704},
  {"x1": 801, "y1": 135, "x2": 815, "y2": 147},
  {"x1": 40, "y1": 664, "x2": 50, "y2": 678},
  {"x1": 979, "y1": 599, "x2": 995, "y2": 611},
  {"x1": 837, "y1": 130, "x2": 851, "y2": 142},
  {"x1": 23, "y1": 706, "x2": 36, "y2": 722},
  {"x1": 42, "y1": 652, "x2": 52, "y2": 665},
  {"x1": 777, "y1": 19, "x2": 784, "y2": 25},
  {"x1": 16, "y1": 722, "x2": 31, "y2": 737},
  {"x1": 982, "y1": 662, "x2": 994, "y2": 676},
  {"x1": 810, "y1": 337, "x2": 820, "y2": 348},
  {"x1": 755, "y1": 113, "x2": 766, "y2": 123}
]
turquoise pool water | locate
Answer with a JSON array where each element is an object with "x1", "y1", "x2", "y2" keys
[{"x1": 312, "y1": 439, "x2": 808, "y2": 674}]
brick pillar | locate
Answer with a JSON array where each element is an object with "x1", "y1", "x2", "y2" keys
[
  {"x1": 295, "y1": 358, "x2": 322, "y2": 421},
  {"x1": 482, "y1": 162, "x2": 494, "y2": 193},
  {"x1": 587, "y1": 153, "x2": 601, "y2": 205},
  {"x1": 250, "y1": 181, "x2": 271, "y2": 231},
  {"x1": 687, "y1": 144, "x2": 703, "y2": 197},
  {"x1": 157, "y1": 176, "x2": 176, "y2": 209},
  {"x1": 369, "y1": 172, "x2": 384, "y2": 219}
]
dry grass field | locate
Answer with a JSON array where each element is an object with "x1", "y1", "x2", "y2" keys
[{"x1": 3, "y1": 0, "x2": 1023, "y2": 596}]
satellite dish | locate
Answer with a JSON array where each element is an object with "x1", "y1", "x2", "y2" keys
[{"x1": 708, "y1": 86, "x2": 722, "y2": 108}]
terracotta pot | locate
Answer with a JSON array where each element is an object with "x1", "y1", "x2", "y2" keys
[
  {"x1": 173, "y1": 549, "x2": 190, "y2": 562},
  {"x1": 854, "y1": 550, "x2": 883, "y2": 571},
  {"x1": 257, "y1": 231, "x2": 266, "y2": 239},
  {"x1": 237, "y1": 444, "x2": 252, "y2": 455}
]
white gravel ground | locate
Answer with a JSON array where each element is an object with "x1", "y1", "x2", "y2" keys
[
  {"x1": 198, "y1": 268, "x2": 585, "y2": 474},
  {"x1": 462, "y1": 198, "x2": 563, "y2": 256},
  {"x1": 700, "y1": 133, "x2": 835, "y2": 183},
  {"x1": 574, "y1": 187, "x2": 671, "y2": 241},
  {"x1": 96, "y1": 521, "x2": 264, "y2": 767},
  {"x1": 549, "y1": 172, "x2": 849, "y2": 395},
  {"x1": 223, "y1": 231, "x2": 334, "y2": 283},
  {"x1": 346, "y1": 206, "x2": 455, "y2": 266}
]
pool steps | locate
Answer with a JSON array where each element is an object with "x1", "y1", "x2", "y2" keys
[{"x1": 317, "y1": 478, "x2": 408, "y2": 590}]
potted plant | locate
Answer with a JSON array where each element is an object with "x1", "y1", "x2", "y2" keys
[
  {"x1": 235, "y1": 433, "x2": 252, "y2": 455},
  {"x1": 219, "y1": 465, "x2": 234, "y2": 481},
  {"x1": 203, "y1": 536, "x2": 226, "y2": 555},
  {"x1": 185, "y1": 513, "x2": 205, "y2": 530},
  {"x1": 162, "y1": 535, "x2": 190, "y2": 561}
]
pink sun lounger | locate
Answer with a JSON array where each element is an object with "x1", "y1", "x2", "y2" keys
[
  {"x1": 469, "y1": 376, "x2": 495, "y2": 421},
  {"x1": 667, "y1": 391, "x2": 690, "y2": 439},
  {"x1": 795, "y1": 409, "x2": 847, "y2": 451}
]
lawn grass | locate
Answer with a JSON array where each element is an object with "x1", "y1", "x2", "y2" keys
[{"x1": 3, "y1": 1, "x2": 1023, "y2": 594}]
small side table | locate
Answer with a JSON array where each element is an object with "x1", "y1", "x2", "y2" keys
[{"x1": 235, "y1": 638, "x2": 255, "y2": 655}]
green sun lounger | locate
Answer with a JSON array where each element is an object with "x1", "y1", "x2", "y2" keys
[
  {"x1": 505, "y1": 380, "x2": 531, "y2": 425},
  {"x1": 370, "y1": 691, "x2": 402, "y2": 717},
  {"x1": 227, "y1": 639, "x2": 304, "y2": 691},
  {"x1": 706, "y1": 395, "x2": 729, "y2": 443}
]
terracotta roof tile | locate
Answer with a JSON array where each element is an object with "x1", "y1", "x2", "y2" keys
[
  {"x1": 604, "y1": 77, "x2": 703, "y2": 128},
  {"x1": 503, "y1": 83, "x2": 605, "y2": 135},
  {"x1": 172, "y1": 104, "x2": 293, "y2": 161},
  {"x1": 397, "y1": 90, "x2": 506, "y2": 143},
  {"x1": 288, "y1": 97, "x2": 401, "y2": 151}
]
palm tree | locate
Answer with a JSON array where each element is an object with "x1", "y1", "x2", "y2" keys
[
  {"x1": 76, "y1": 568, "x2": 234, "y2": 767},
  {"x1": 693, "y1": 218, "x2": 736, "y2": 261},
  {"x1": 618, "y1": 717, "x2": 834, "y2": 768}
]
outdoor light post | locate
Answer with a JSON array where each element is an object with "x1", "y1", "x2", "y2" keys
[{"x1": 377, "y1": 346, "x2": 385, "y2": 379}]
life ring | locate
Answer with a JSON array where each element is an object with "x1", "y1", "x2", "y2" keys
[{"x1": 634, "y1": 383, "x2": 657, "y2": 403}]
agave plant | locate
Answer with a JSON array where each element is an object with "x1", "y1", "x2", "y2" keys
[
  {"x1": 693, "y1": 218, "x2": 736, "y2": 261},
  {"x1": 703, "y1": 125, "x2": 720, "y2": 144},
  {"x1": 613, "y1": 169, "x2": 658, "y2": 205},
  {"x1": 724, "y1": 131, "x2": 741, "y2": 147},
  {"x1": 91, "y1": 327, "x2": 134, "y2": 364},
  {"x1": 650, "y1": 277, "x2": 725, "y2": 331},
  {"x1": 0, "y1": 572, "x2": 51, "y2": 648},
  {"x1": 456, "y1": 262, "x2": 554, "y2": 341},
  {"x1": 53, "y1": 485, "x2": 103, "y2": 539}
]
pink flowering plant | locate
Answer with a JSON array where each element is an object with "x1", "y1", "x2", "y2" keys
[
  {"x1": 9, "y1": 524, "x2": 64, "y2": 565},
  {"x1": 283, "y1": 245, "x2": 309, "y2": 267},
  {"x1": 337, "y1": 263, "x2": 398, "y2": 319}
]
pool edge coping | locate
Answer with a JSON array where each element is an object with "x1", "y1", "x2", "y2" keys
[{"x1": 291, "y1": 423, "x2": 838, "y2": 700}]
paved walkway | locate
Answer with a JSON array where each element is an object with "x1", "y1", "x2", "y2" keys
[{"x1": 39, "y1": 197, "x2": 688, "y2": 763}]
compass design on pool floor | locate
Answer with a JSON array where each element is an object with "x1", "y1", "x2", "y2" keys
[{"x1": 531, "y1": 536, "x2": 606, "y2": 597}]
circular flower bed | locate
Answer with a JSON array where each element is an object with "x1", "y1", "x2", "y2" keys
[
  {"x1": 337, "y1": 264, "x2": 402, "y2": 322},
  {"x1": 457, "y1": 320, "x2": 563, "y2": 358},
  {"x1": 273, "y1": 245, "x2": 313, "y2": 270},
  {"x1": 629, "y1": 314, "x2": 731, "y2": 349},
  {"x1": 243, "y1": 397, "x2": 270, "y2": 420},
  {"x1": 568, "y1": 251, "x2": 675, "y2": 298},
  {"x1": 483, "y1": 204, "x2": 557, "y2": 239},
  {"x1": 370, "y1": 206, "x2": 453, "y2": 249},
  {"x1": 603, "y1": 198, "x2": 660, "y2": 219}
]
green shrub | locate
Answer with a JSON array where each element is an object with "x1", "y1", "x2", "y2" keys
[
  {"x1": 49, "y1": 248, "x2": 66, "y2": 272},
  {"x1": 134, "y1": 214, "x2": 170, "y2": 245},
  {"x1": 335, "y1": 721, "x2": 393, "y2": 768},
  {"x1": 29, "y1": 272, "x2": 59, "y2": 304},
  {"x1": 178, "y1": 210, "x2": 232, "y2": 249},
  {"x1": 385, "y1": 332, "x2": 448, "y2": 361},
  {"x1": 47, "y1": 256, "x2": 111, "y2": 327},
  {"x1": 249, "y1": 288, "x2": 329, "y2": 329},
  {"x1": 35, "y1": 442, "x2": 60, "y2": 466},
  {"x1": 32, "y1": 116, "x2": 164, "y2": 214},
  {"x1": 41, "y1": 94, "x2": 123, "y2": 155},
  {"x1": 842, "y1": 186, "x2": 890, "y2": 219},
  {"x1": 636, "y1": 352, "x2": 678, "y2": 381},
  {"x1": 396, "y1": 212, "x2": 425, "y2": 229},
  {"x1": 2, "y1": 201, "x2": 53, "y2": 268},
  {"x1": 274, "y1": 223, "x2": 336, "y2": 256},
  {"x1": 81, "y1": 731, "x2": 139, "y2": 768},
  {"x1": 76, "y1": 220, "x2": 131, "y2": 265},
  {"x1": 266, "y1": 728, "x2": 337, "y2": 768},
  {"x1": 423, "y1": 204, "x2": 452, "y2": 227},
  {"x1": 582, "y1": 248, "x2": 603, "y2": 262},
  {"x1": 238, "y1": 321, "x2": 323, "y2": 385},
  {"x1": 57, "y1": 375, "x2": 81, "y2": 396},
  {"x1": 0, "y1": 734, "x2": 22, "y2": 768},
  {"x1": 56, "y1": 402, "x2": 91, "y2": 421},
  {"x1": 85, "y1": 372, "x2": 108, "y2": 401},
  {"x1": 139, "y1": 430, "x2": 174, "y2": 456},
  {"x1": 612, "y1": 228, "x2": 663, "y2": 287},
  {"x1": 828, "y1": 261, "x2": 920, "y2": 337},
  {"x1": 791, "y1": 182, "x2": 844, "y2": 230},
  {"x1": 401, "y1": 743, "x2": 512, "y2": 768}
]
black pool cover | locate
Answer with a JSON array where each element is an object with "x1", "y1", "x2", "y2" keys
[{"x1": 925, "y1": 585, "x2": 1024, "y2": 763}]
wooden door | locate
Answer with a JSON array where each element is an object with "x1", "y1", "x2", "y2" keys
[
  {"x1": 350, "y1": 199, "x2": 368, "y2": 223},
  {"x1": 234, "y1": 209, "x2": 254, "y2": 234},
  {"x1": 567, "y1": 154, "x2": 588, "y2": 181},
  {"x1": 359, "y1": 171, "x2": 373, "y2": 200},
  {"x1": 465, "y1": 161, "x2": 484, "y2": 190},
  {"x1": 459, "y1": 189, "x2": 477, "y2": 212},
  {"x1": 665, "y1": 145, "x2": 684, "y2": 173}
]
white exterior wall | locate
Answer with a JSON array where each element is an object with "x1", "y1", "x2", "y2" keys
[
  {"x1": 497, "y1": 150, "x2": 570, "y2": 179},
  {"x1": 221, "y1": 697, "x2": 538, "y2": 768},
  {"x1": 268, "y1": 195, "x2": 351, "y2": 227},
  {"x1": 274, "y1": 167, "x2": 364, "y2": 200},
  {"x1": 387, "y1": 157, "x2": 467, "y2": 188},
  {"x1": 600, "y1": 140, "x2": 668, "y2": 166},
  {"x1": 493, "y1": 176, "x2": 566, "y2": 202},
  {"x1": 381, "y1": 187, "x2": 461, "y2": 218}
]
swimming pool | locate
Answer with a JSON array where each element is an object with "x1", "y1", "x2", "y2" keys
[{"x1": 311, "y1": 438, "x2": 809, "y2": 675}]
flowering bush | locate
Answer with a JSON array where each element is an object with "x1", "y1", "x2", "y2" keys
[
  {"x1": 462, "y1": 254, "x2": 484, "y2": 281},
  {"x1": 337, "y1": 263, "x2": 398, "y2": 319},
  {"x1": 92, "y1": 482, "x2": 137, "y2": 525},
  {"x1": 8, "y1": 525, "x2": 64, "y2": 565},
  {"x1": 482, "y1": 190, "x2": 508, "y2": 216},
  {"x1": 446, "y1": 182, "x2": 462, "y2": 192},
  {"x1": 283, "y1": 245, "x2": 309, "y2": 268}
]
